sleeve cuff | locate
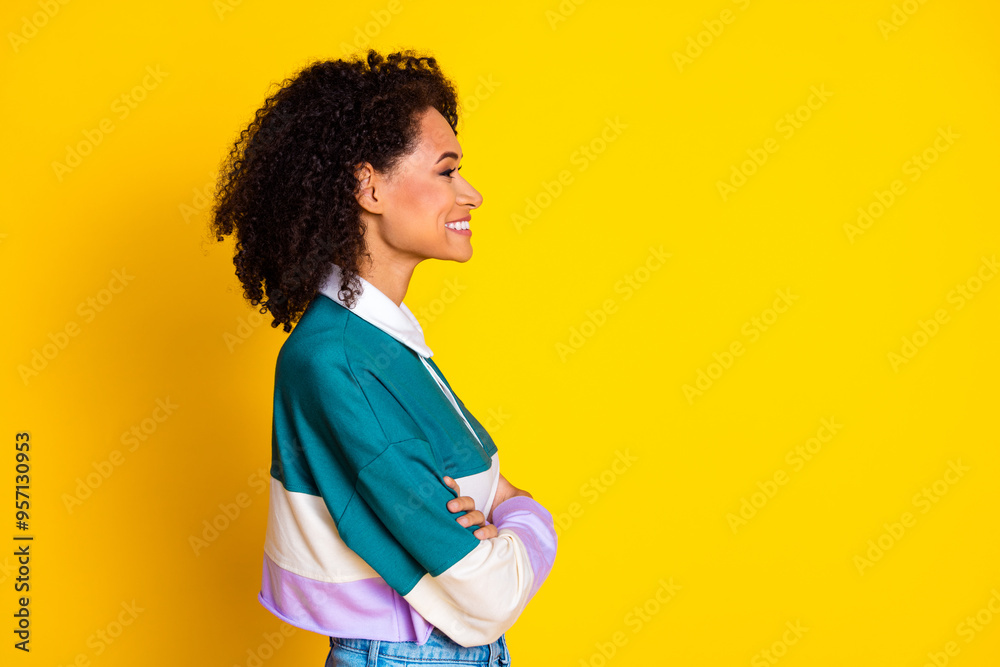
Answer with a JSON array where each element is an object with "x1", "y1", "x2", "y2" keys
[{"x1": 491, "y1": 495, "x2": 554, "y2": 527}]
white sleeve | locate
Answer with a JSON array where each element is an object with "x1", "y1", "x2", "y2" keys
[{"x1": 401, "y1": 495, "x2": 558, "y2": 647}]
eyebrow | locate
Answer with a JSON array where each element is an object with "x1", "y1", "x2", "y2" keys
[{"x1": 434, "y1": 151, "x2": 462, "y2": 164}]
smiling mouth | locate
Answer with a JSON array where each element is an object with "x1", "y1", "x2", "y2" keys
[{"x1": 445, "y1": 220, "x2": 471, "y2": 236}]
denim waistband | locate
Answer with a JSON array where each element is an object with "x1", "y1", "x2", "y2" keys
[{"x1": 329, "y1": 627, "x2": 510, "y2": 666}]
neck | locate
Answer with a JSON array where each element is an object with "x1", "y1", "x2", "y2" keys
[{"x1": 357, "y1": 254, "x2": 418, "y2": 307}]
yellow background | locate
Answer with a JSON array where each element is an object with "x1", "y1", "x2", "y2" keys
[{"x1": 2, "y1": 0, "x2": 999, "y2": 664}]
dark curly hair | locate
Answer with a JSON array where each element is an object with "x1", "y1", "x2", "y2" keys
[{"x1": 210, "y1": 48, "x2": 460, "y2": 333}]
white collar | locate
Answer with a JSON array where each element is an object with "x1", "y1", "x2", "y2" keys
[{"x1": 317, "y1": 262, "x2": 433, "y2": 359}]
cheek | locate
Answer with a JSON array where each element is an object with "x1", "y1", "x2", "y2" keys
[{"x1": 389, "y1": 180, "x2": 451, "y2": 236}]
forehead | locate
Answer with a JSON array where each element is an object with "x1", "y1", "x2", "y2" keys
[{"x1": 413, "y1": 107, "x2": 461, "y2": 157}]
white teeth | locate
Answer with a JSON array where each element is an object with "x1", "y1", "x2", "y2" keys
[{"x1": 446, "y1": 221, "x2": 470, "y2": 230}]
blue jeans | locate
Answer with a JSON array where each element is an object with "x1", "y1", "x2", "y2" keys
[{"x1": 326, "y1": 627, "x2": 510, "y2": 666}]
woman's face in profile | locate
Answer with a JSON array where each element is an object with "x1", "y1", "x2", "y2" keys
[{"x1": 358, "y1": 106, "x2": 483, "y2": 266}]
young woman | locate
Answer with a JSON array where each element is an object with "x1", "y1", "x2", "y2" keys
[{"x1": 211, "y1": 49, "x2": 558, "y2": 667}]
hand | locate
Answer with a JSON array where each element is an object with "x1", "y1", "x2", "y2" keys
[
  {"x1": 487, "y1": 473, "x2": 533, "y2": 524},
  {"x1": 443, "y1": 476, "x2": 498, "y2": 540}
]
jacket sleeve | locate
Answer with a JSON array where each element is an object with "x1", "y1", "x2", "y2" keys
[{"x1": 285, "y1": 340, "x2": 558, "y2": 647}]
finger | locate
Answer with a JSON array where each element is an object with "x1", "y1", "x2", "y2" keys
[
  {"x1": 443, "y1": 476, "x2": 461, "y2": 496},
  {"x1": 473, "y1": 524, "x2": 499, "y2": 540},
  {"x1": 448, "y1": 494, "x2": 474, "y2": 513},
  {"x1": 456, "y1": 508, "x2": 486, "y2": 527}
]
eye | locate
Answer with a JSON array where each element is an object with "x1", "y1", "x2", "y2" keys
[{"x1": 441, "y1": 166, "x2": 462, "y2": 178}]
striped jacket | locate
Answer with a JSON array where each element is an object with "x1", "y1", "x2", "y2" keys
[{"x1": 258, "y1": 263, "x2": 558, "y2": 647}]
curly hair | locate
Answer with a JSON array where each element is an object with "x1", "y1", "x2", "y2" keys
[{"x1": 210, "y1": 48, "x2": 461, "y2": 333}]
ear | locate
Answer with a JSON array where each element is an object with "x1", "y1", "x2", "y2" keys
[{"x1": 354, "y1": 161, "x2": 384, "y2": 214}]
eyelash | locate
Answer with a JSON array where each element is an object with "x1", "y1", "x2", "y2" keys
[{"x1": 441, "y1": 166, "x2": 462, "y2": 178}]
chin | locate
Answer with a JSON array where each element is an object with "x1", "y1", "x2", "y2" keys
[{"x1": 438, "y1": 245, "x2": 473, "y2": 263}]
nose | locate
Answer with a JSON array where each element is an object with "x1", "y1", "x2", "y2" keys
[{"x1": 457, "y1": 176, "x2": 483, "y2": 210}]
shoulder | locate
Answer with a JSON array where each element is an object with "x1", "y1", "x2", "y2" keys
[
  {"x1": 272, "y1": 295, "x2": 425, "y2": 438},
  {"x1": 274, "y1": 296, "x2": 347, "y2": 385},
  {"x1": 274, "y1": 295, "x2": 395, "y2": 385}
]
